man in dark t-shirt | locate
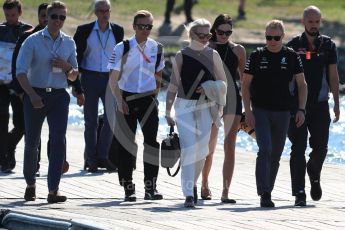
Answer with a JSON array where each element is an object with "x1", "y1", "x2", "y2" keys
[
  {"x1": 287, "y1": 5, "x2": 340, "y2": 206},
  {"x1": 242, "y1": 20, "x2": 307, "y2": 208}
]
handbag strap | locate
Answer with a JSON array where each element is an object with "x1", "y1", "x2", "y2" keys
[
  {"x1": 169, "y1": 125, "x2": 174, "y2": 134},
  {"x1": 167, "y1": 160, "x2": 180, "y2": 177}
]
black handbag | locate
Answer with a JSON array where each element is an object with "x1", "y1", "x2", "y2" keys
[{"x1": 161, "y1": 126, "x2": 181, "y2": 177}]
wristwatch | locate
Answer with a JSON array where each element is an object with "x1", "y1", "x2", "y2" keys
[
  {"x1": 65, "y1": 66, "x2": 73, "y2": 76},
  {"x1": 297, "y1": 108, "x2": 306, "y2": 115}
]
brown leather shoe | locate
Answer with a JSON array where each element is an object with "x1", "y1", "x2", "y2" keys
[
  {"x1": 47, "y1": 192, "x2": 67, "y2": 203},
  {"x1": 24, "y1": 186, "x2": 36, "y2": 201},
  {"x1": 62, "y1": 161, "x2": 69, "y2": 174}
]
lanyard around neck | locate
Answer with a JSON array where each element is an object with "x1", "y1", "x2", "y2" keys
[
  {"x1": 137, "y1": 44, "x2": 151, "y2": 63},
  {"x1": 96, "y1": 29, "x2": 111, "y2": 52},
  {"x1": 42, "y1": 34, "x2": 62, "y2": 58}
]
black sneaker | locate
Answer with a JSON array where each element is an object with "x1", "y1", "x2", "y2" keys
[
  {"x1": 144, "y1": 189, "x2": 163, "y2": 200},
  {"x1": 294, "y1": 192, "x2": 307, "y2": 206},
  {"x1": 124, "y1": 183, "x2": 136, "y2": 202},
  {"x1": 260, "y1": 192, "x2": 275, "y2": 208},
  {"x1": 310, "y1": 179, "x2": 322, "y2": 201},
  {"x1": 98, "y1": 159, "x2": 117, "y2": 172},
  {"x1": 184, "y1": 196, "x2": 195, "y2": 208},
  {"x1": 124, "y1": 193, "x2": 136, "y2": 202}
]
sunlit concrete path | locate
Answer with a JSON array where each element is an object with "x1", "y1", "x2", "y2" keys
[{"x1": 1, "y1": 124, "x2": 345, "y2": 229}]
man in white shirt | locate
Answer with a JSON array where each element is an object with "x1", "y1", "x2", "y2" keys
[
  {"x1": 108, "y1": 10, "x2": 165, "y2": 202},
  {"x1": 73, "y1": 0, "x2": 124, "y2": 173}
]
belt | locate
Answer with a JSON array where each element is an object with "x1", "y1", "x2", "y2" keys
[
  {"x1": 122, "y1": 90, "x2": 156, "y2": 102},
  {"x1": 33, "y1": 87, "x2": 65, "y2": 93},
  {"x1": 82, "y1": 69, "x2": 109, "y2": 76}
]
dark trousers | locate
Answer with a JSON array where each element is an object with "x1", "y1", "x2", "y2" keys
[
  {"x1": 37, "y1": 137, "x2": 67, "y2": 172},
  {"x1": 81, "y1": 71, "x2": 112, "y2": 167},
  {"x1": 115, "y1": 92, "x2": 160, "y2": 192},
  {"x1": 253, "y1": 107, "x2": 290, "y2": 195},
  {"x1": 0, "y1": 85, "x2": 25, "y2": 167},
  {"x1": 165, "y1": 0, "x2": 193, "y2": 22},
  {"x1": 288, "y1": 101, "x2": 330, "y2": 195},
  {"x1": 23, "y1": 88, "x2": 69, "y2": 192}
]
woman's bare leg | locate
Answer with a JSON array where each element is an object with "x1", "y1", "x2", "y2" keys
[
  {"x1": 201, "y1": 124, "x2": 218, "y2": 198},
  {"x1": 222, "y1": 114, "x2": 241, "y2": 199}
]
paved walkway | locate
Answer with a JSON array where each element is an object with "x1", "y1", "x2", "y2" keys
[{"x1": 1, "y1": 125, "x2": 345, "y2": 229}]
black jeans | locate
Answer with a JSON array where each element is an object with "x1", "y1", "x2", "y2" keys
[
  {"x1": 288, "y1": 101, "x2": 331, "y2": 195},
  {"x1": 0, "y1": 85, "x2": 25, "y2": 167},
  {"x1": 115, "y1": 91, "x2": 160, "y2": 193}
]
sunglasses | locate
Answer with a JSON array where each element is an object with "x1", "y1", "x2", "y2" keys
[
  {"x1": 265, "y1": 35, "x2": 281, "y2": 41},
  {"x1": 136, "y1": 24, "x2": 153, "y2": 30},
  {"x1": 194, "y1": 32, "x2": 212, "y2": 40},
  {"x1": 50, "y1": 14, "x2": 66, "y2": 21},
  {"x1": 216, "y1": 30, "x2": 232, "y2": 36},
  {"x1": 96, "y1": 9, "x2": 110, "y2": 14}
]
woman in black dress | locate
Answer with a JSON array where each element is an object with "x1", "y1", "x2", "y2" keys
[{"x1": 201, "y1": 14, "x2": 246, "y2": 203}]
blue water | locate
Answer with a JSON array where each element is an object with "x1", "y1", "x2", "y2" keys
[{"x1": 68, "y1": 89, "x2": 345, "y2": 165}]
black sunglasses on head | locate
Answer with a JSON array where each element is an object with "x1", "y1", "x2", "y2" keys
[
  {"x1": 216, "y1": 29, "x2": 232, "y2": 36},
  {"x1": 266, "y1": 35, "x2": 281, "y2": 41},
  {"x1": 50, "y1": 14, "x2": 66, "y2": 21},
  {"x1": 136, "y1": 24, "x2": 153, "y2": 30}
]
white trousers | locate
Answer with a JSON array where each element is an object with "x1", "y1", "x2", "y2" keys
[{"x1": 174, "y1": 97, "x2": 213, "y2": 196}]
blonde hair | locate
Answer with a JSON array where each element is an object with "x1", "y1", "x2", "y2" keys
[
  {"x1": 185, "y1": 18, "x2": 211, "y2": 39},
  {"x1": 265, "y1": 19, "x2": 285, "y2": 34},
  {"x1": 133, "y1": 10, "x2": 153, "y2": 24}
]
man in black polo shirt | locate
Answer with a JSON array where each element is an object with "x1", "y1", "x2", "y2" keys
[
  {"x1": 287, "y1": 5, "x2": 340, "y2": 206},
  {"x1": 242, "y1": 20, "x2": 307, "y2": 208}
]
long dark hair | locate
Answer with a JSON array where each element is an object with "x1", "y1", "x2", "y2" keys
[{"x1": 210, "y1": 14, "x2": 233, "y2": 42}]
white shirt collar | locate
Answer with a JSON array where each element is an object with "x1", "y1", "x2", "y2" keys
[
  {"x1": 93, "y1": 21, "x2": 112, "y2": 32},
  {"x1": 42, "y1": 26, "x2": 63, "y2": 41},
  {"x1": 129, "y1": 35, "x2": 155, "y2": 49}
]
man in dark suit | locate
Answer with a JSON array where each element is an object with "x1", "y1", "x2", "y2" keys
[{"x1": 73, "y1": 0, "x2": 124, "y2": 173}]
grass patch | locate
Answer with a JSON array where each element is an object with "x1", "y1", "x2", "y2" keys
[{"x1": 2, "y1": 0, "x2": 345, "y2": 26}]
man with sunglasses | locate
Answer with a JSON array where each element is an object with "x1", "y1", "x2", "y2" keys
[
  {"x1": 16, "y1": 1, "x2": 78, "y2": 203},
  {"x1": 12, "y1": 3, "x2": 83, "y2": 176},
  {"x1": 0, "y1": 0, "x2": 33, "y2": 173},
  {"x1": 108, "y1": 10, "x2": 165, "y2": 202},
  {"x1": 242, "y1": 20, "x2": 307, "y2": 208},
  {"x1": 287, "y1": 6, "x2": 340, "y2": 206},
  {"x1": 73, "y1": 0, "x2": 124, "y2": 173}
]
